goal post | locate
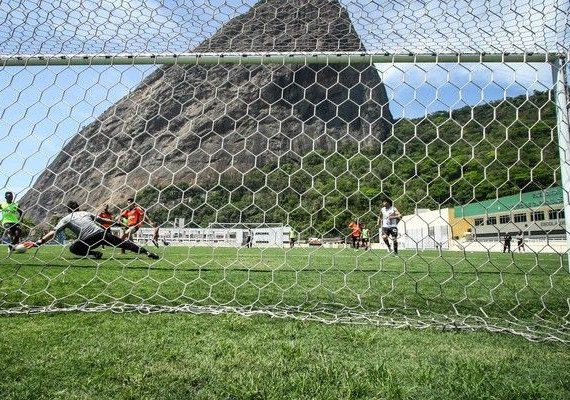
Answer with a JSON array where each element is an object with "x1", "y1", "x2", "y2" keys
[
  {"x1": 553, "y1": 57, "x2": 570, "y2": 260},
  {"x1": 0, "y1": 0, "x2": 569, "y2": 344}
]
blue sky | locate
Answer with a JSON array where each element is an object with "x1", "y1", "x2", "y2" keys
[{"x1": 0, "y1": 0, "x2": 566, "y2": 197}]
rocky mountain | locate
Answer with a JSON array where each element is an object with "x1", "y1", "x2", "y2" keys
[{"x1": 21, "y1": 0, "x2": 393, "y2": 223}]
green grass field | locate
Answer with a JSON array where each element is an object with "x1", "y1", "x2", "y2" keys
[
  {"x1": 1, "y1": 245, "x2": 568, "y2": 337},
  {"x1": 1, "y1": 245, "x2": 569, "y2": 398}
]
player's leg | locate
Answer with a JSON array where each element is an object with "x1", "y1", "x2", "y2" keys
[
  {"x1": 4, "y1": 224, "x2": 13, "y2": 252},
  {"x1": 11, "y1": 224, "x2": 21, "y2": 246},
  {"x1": 381, "y1": 229, "x2": 391, "y2": 252},
  {"x1": 120, "y1": 228, "x2": 127, "y2": 253},
  {"x1": 391, "y1": 229, "x2": 398, "y2": 254},
  {"x1": 121, "y1": 226, "x2": 137, "y2": 253},
  {"x1": 6, "y1": 224, "x2": 21, "y2": 253},
  {"x1": 103, "y1": 231, "x2": 159, "y2": 259},
  {"x1": 69, "y1": 235, "x2": 103, "y2": 259}
]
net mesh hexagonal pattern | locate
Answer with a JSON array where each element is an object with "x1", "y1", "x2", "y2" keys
[{"x1": 0, "y1": 0, "x2": 569, "y2": 343}]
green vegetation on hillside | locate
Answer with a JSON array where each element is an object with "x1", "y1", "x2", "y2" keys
[{"x1": 138, "y1": 90, "x2": 559, "y2": 237}]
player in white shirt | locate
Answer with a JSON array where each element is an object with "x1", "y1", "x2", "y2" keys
[{"x1": 377, "y1": 198, "x2": 401, "y2": 255}]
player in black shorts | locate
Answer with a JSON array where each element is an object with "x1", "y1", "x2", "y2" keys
[{"x1": 377, "y1": 198, "x2": 401, "y2": 255}]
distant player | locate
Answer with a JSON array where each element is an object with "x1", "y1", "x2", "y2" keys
[
  {"x1": 1, "y1": 191, "x2": 23, "y2": 253},
  {"x1": 377, "y1": 198, "x2": 401, "y2": 255},
  {"x1": 348, "y1": 220, "x2": 361, "y2": 249},
  {"x1": 245, "y1": 228, "x2": 253, "y2": 248},
  {"x1": 503, "y1": 233, "x2": 512, "y2": 253},
  {"x1": 98, "y1": 205, "x2": 114, "y2": 230},
  {"x1": 118, "y1": 198, "x2": 149, "y2": 253},
  {"x1": 24, "y1": 200, "x2": 158, "y2": 260},
  {"x1": 516, "y1": 230, "x2": 525, "y2": 252},
  {"x1": 360, "y1": 223, "x2": 370, "y2": 250},
  {"x1": 289, "y1": 228, "x2": 297, "y2": 248},
  {"x1": 98, "y1": 205, "x2": 114, "y2": 248},
  {"x1": 152, "y1": 221, "x2": 160, "y2": 248}
]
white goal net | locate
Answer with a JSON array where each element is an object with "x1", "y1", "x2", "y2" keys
[{"x1": 0, "y1": 0, "x2": 569, "y2": 344}]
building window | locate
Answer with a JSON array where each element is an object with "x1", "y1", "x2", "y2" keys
[
  {"x1": 487, "y1": 216, "x2": 497, "y2": 225},
  {"x1": 531, "y1": 211, "x2": 545, "y2": 221},
  {"x1": 499, "y1": 215, "x2": 510, "y2": 224},
  {"x1": 474, "y1": 218, "x2": 484, "y2": 226},
  {"x1": 548, "y1": 209, "x2": 564, "y2": 221},
  {"x1": 513, "y1": 213, "x2": 527, "y2": 223}
]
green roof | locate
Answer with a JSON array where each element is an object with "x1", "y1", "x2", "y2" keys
[{"x1": 454, "y1": 186, "x2": 564, "y2": 218}]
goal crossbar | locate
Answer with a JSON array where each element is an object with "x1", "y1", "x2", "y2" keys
[{"x1": 0, "y1": 52, "x2": 562, "y2": 67}]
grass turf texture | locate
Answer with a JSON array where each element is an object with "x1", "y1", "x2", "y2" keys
[
  {"x1": 1, "y1": 246, "x2": 569, "y2": 398},
  {"x1": 0, "y1": 312, "x2": 569, "y2": 399},
  {"x1": 1, "y1": 245, "x2": 568, "y2": 337}
]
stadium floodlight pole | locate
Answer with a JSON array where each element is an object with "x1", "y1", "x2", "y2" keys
[{"x1": 552, "y1": 54, "x2": 570, "y2": 270}]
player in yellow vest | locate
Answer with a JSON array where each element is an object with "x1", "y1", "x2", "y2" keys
[
  {"x1": 289, "y1": 228, "x2": 297, "y2": 248},
  {"x1": 1, "y1": 191, "x2": 23, "y2": 253}
]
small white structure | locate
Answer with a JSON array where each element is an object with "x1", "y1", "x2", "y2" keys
[
  {"x1": 134, "y1": 223, "x2": 292, "y2": 248},
  {"x1": 397, "y1": 209, "x2": 452, "y2": 251}
]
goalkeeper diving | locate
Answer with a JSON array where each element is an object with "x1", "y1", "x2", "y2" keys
[{"x1": 24, "y1": 200, "x2": 159, "y2": 260}]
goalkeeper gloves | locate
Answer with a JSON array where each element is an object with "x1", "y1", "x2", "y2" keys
[{"x1": 23, "y1": 239, "x2": 43, "y2": 249}]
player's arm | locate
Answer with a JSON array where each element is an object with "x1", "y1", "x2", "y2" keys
[
  {"x1": 142, "y1": 212, "x2": 153, "y2": 227},
  {"x1": 115, "y1": 211, "x2": 127, "y2": 226},
  {"x1": 95, "y1": 216, "x2": 115, "y2": 226},
  {"x1": 24, "y1": 230, "x2": 56, "y2": 248},
  {"x1": 25, "y1": 215, "x2": 70, "y2": 248},
  {"x1": 393, "y1": 208, "x2": 402, "y2": 219}
]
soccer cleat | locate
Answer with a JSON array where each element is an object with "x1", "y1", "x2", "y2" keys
[
  {"x1": 147, "y1": 252, "x2": 159, "y2": 260},
  {"x1": 7, "y1": 244, "x2": 13, "y2": 254}
]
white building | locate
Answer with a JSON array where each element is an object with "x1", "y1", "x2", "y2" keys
[
  {"x1": 397, "y1": 209, "x2": 452, "y2": 250},
  {"x1": 133, "y1": 223, "x2": 292, "y2": 247}
]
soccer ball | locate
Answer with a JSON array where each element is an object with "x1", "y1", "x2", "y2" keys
[{"x1": 13, "y1": 244, "x2": 27, "y2": 253}]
